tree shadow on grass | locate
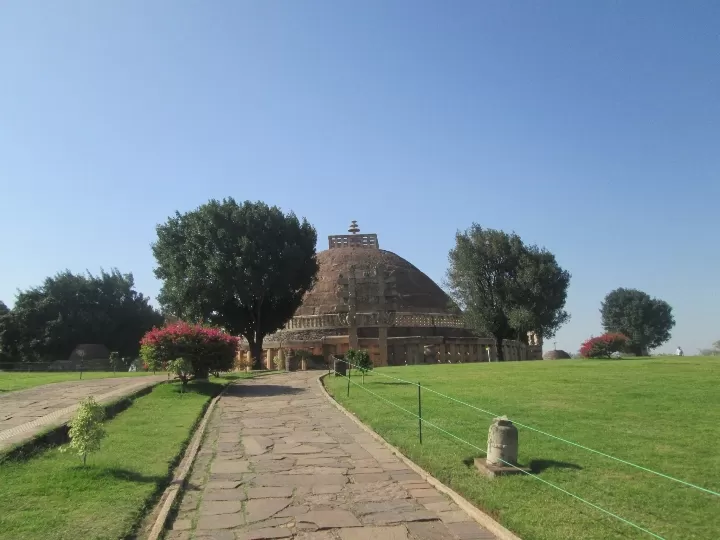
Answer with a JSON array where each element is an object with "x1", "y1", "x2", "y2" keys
[
  {"x1": 461, "y1": 456, "x2": 582, "y2": 474},
  {"x1": 168, "y1": 381, "x2": 225, "y2": 397},
  {"x1": 372, "y1": 381, "x2": 414, "y2": 386},
  {"x1": 67, "y1": 466, "x2": 166, "y2": 485},
  {"x1": 529, "y1": 459, "x2": 583, "y2": 473},
  {"x1": 227, "y1": 384, "x2": 304, "y2": 398},
  {"x1": 106, "y1": 467, "x2": 166, "y2": 484}
]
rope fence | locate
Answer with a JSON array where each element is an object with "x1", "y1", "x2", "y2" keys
[
  {"x1": 332, "y1": 357, "x2": 719, "y2": 498},
  {"x1": 327, "y1": 357, "x2": 715, "y2": 540}
]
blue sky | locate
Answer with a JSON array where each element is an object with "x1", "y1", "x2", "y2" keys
[{"x1": 1, "y1": 1, "x2": 718, "y2": 354}]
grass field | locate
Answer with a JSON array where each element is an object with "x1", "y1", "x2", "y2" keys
[
  {"x1": 0, "y1": 373, "x2": 254, "y2": 540},
  {"x1": 324, "y1": 357, "x2": 720, "y2": 540},
  {"x1": 0, "y1": 370, "x2": 166, "y2": 393}
]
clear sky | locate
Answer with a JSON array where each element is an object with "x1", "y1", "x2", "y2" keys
[{"x1": 1, "y1": 1, "x2": 718, "y2": 354}]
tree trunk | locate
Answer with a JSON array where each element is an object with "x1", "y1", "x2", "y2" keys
[
  {"x1": 250, "y1": 340, "x2": 264, "y2": 370},
  {"x1": 495, "y1": 336, "x2": 505, "y2": 362},
  {"x1": 194, "y1": 362, "x2": 209, "y2": 380}
]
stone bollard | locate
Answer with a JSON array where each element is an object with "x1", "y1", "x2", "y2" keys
[
  {"x1": 475, "y1": 416, "x2": 530, "y2": 478},
  {"x1": 487, "y1": 416, "x2": 518, "y2": 466}
]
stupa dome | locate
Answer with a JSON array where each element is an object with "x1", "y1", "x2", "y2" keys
[{"x1": 295, "y1": 247, "x2": 457, "y2": 316}]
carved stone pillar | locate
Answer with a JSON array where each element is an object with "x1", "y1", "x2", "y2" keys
[
  {"x1": 449, "y1": 343, "x2": 458, "y2": 363},
  {"x1": 487, "y1": 417, "x2": 519, "y2": 466},
  {"x1": 348, "y1": 266, "x2": 358, "y2": 350},
  {"x1": 377, "y1": 328, "x2": 388, "y2": 366}
]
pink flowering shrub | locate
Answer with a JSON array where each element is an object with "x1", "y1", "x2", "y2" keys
[
  {"x1": 140, "y1": 322, "x2": 239, "y2": 379},
  {"x1": 579, "y1": 333, "x2": 628, "y2": 359}
]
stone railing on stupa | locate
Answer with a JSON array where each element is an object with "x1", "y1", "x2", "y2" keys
[{"x1": 282, "y1": 312, "x2": 467, "y2": 331}]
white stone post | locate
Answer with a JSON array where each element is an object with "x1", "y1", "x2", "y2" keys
[{"x1": 487, "y1": 416, "x2": 519, "y2": 466}]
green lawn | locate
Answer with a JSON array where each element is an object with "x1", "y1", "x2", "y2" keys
[
  {"x1": 324, "y1": 357, "x2": 720, "y2": 540},
  {"x1": 0, "y1": 371, "x2": 166, "y2": 393},
  {"x1": 0, "y1": 373, "x2": 254, "y2": 540}
]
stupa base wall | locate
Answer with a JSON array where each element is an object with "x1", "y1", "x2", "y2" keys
[{"x1": 239, "y1": 334, "x2": 542, "y2": 370}]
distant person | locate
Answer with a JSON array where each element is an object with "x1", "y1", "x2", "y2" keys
[{"x1": 676, "y1": 346, "x2": 684, "y2": 357}]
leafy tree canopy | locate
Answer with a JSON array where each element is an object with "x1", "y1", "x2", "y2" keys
[
  {"x1": 0, "y1": 269, "x2": 162, "y2": 362},
  {"x1": 446, "y1": 225, "x2": 570, "y2": 360},
  {"x1": 0, "y1": 301, "x2": 10, "y2": 363},
  {"x1": 600, "y1": 288, "x2": 675, "y2": 356},
  {"x1": 152, "y1": 198, "x2": 318, "y2": 367}
]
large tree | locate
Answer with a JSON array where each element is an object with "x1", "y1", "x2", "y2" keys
[
  {"x1": 0, "y1": 301, "x2": 10, "y2": 364},
  {"x1": 0, "y1": 270, "x2": 162, "y2": 362},
  {"x1": 600, "y1": 288, "x2": 675, "y2": 356},
  {"x1": 446, "y1": 225, "x2": 570, "y2": 360},
  {"x1": 152, "y1": 198, "x2": 318, "y2": 368}
]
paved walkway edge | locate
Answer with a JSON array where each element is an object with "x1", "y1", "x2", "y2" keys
[
  {"x1": 0, "y1": 378, "x2": 165, "y2": 456},
  {"x1": 317, "y1": 372, "x2": 522, "y2": 540},
  {"x1": 147, "y1": 383, "x2": 231, "y2": 540}
]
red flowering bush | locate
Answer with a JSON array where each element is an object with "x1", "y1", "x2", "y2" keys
[
  {"x1": 140, "y1": 322, "x2": 239, "y2": 379},
  {"x1": 579, "y1": 333, "x2": 628, "y2": 359}
]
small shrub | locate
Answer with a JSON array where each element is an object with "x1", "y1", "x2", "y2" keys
[
  {"x1": 168, "y1": 357, "x2": 194, "y2": 389},
  {"x1": 580, "y1": 333, "x2": 628, "y2": 358},
  {"x1": 139, "y1": 344, "x2": 162, "y2": 373},
  {"x1": 140, "y1": 322, "x2": 239, "y2": 380},
  {"x1": 109, "y1": 351, "x2": 121, "y2": 373},
  {"x1": 346, "y1": 349, "x2": 373, "y2": 373},
  {"x1": 273, "y1": 350, "x2": 286, "y2": 371},
  {"x1": 62, "y1": 396, "x2": 106, "y2": 466}
]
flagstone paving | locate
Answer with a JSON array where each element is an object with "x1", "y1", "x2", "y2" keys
[
  {"x1": 0, "y1": 375, "x2": 166, "y2": 453},
  {"x1": 167, "y1": 371, "x2": 497, "y2": 540}
]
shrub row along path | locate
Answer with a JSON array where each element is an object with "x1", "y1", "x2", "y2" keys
[
  {"x1": 168, "y1": 371, "x2": 497, "y2": 540},
  {"x1": 0, "y1": 375, "x2": 166, "y2": 453}
]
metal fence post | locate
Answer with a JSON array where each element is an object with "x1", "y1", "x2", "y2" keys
[
  {"x1": 418, "y1": 382, "x2": 422, "y2": 444},
  {"x1": 346, "y1": 361, "x2": 351, "y2": 397},
  {"x1": 78, "y1": 350, "x2": 85, "y2": 380}
]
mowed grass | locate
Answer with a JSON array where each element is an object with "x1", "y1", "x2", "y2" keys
[
  {"x1": 0, "y1": 373, "x2": 252, "y2": 540},
  {"x1": 324, "y1": 357, "x2": 720, "y2": 540},
  {"x1": 0, "y1": 370, "x2": 165, "y2": 393}
]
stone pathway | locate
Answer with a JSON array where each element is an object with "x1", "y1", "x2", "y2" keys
[
  {"x1": 168, "y1": 371, "x2": 497, "y2": 540},
  {"x1": 0, "y1": 375, "x2": 166, "y2": 452}
]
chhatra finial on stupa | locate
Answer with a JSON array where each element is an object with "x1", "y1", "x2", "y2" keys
[{"x1": 348, "y1": 220, "x2": 360, "y2": 234}]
